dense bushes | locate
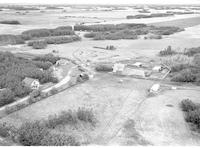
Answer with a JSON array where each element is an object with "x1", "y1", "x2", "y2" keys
[
  {"x1": 0, "y1": 26, "x2": 76, "y2": 45},
  {"x1": 0, "y1": 20, "x2": 21, "y2": 25},
  {"x1": 0, "y1": 52, "x2": 59, "y2": 105},
  {"x1": 0, "y1": 34, "x2": 25, "y2": 45},
  {"x1": 171, "y1": 69, "x2": 197, "y2": 82},
  {"x1": 74, "y1": 23, "x2": 147, "y2": 32},
  {"x1": 28, "y1": 35, "x2": 81, "y2": 49},
  {"x1": 159, "y1": 46, "x2": 200, "y2": 83},
  {"x1": 33, "y1": 53, "x2": 60, "y2": 64},
  {"x1": 180, "y1": 99, "x2": 200, "y2": 130},
  {"x1": 18, "y1": 121, "x2": 49, "y2": 146},
  {"x1": 159, "y1": 46, "x2": 176, "y2": 56},
  {"x1": 95, "y1": 64, "x2": 113, "y2": 72},
  {"x1": 16, "y1": 108, "x2": 96, "y2": 146},
  {"x1": 184, "y1": 47, "x2": 200, "y2": 56},
  {"x1": 126, "y1": 13, "x2": 173, "y2": 19},
  {"x1": 81, "y1": 23, "x2": 182, "y2": 40},
  {"x1": 181, "y1": 99, "x2": 198, "y2": 112},
  {"x1": 21, "y1": 27, "x2": 75, "y2": 40},
  {"x1": 0, "y1": 89, "x2": 15, "y2": 107},
  {"x1": 41, "y1": 133, "x2": 80, "y2": 146},
  {"x1": 28, "y1": 40, "x2": 47, "y2": 49}
]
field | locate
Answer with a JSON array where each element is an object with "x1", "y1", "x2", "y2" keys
[{"x1": 0, "y1": 4, "x2": 200, "y2": 146}]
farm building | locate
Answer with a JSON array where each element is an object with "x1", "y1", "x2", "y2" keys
[
  {"x1": 56, "y1": 59, "x2": 68, "y2": 66},
  {"x1": 133, "y1": 62, "x2": 143, "y2": 67},
  {"x1": 152, "y1": 66, "x2": 162, "y2": 72},
  {"x1": 150, "y1": 84, "x2": 160, "y2": 93},
  {"x1": 123, "y1": 68, "x2": 145, "y2": 78},
  {"x1": 113, "y1": 63, "x2": 125, "y2": 73},
  {"x1": 23, "y1": 77, "x2": 40, "y2": 90}
]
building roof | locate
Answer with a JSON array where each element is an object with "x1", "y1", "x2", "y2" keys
[
  {"x1": 113, "y1": 63, "x2": 125, "y2": 72},
  {"x1": 150, "y1": 84, "x2": 160, "y2": 92},
  {"x1": 23, "y1": 77, "x2": 38, "y2": 86}
]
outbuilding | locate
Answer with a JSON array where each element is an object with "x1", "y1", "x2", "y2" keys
[
  {"x1": 152, "y1": 66, "x2": 162, "y2": 72},
  {"x1": 113, "y1": 63, "x2": 125, "y2": 73},
  {"x1": 150, "y1": 84, "x2": 160, "y2": 93}
]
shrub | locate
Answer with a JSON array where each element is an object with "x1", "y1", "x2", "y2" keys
[
  {"x1": 46, "y1": 110, "x2": 78, "y2": 128},
  {"x1": 77, "y1": 107, "x2": 97, "y2": 126},
  {"x1": 21, "y1": 27, "x2": 75, "y2": 39},
  {"x1": 50, "y1": 87, "x2": 58, "y2": 95},
  {"x1": 33, "y1": 54, "x2": 60, "y2": 64},
  {"x1": 171, "y1": 69, "x2": 196, "y2": 82},
  {"x1": 41, "y1": 133, "x2": 80, "y2": 146},
  {"x1": 0, "y1": 89, "x2": 15, "y2": 107},
  {"x1": 159, "y1": 46, "x2": 176, "y2": 56},
  {"x1": 0, "y1": 34, "x2": 25, "y2": 45},
  {"x1": 18, "y1": 121, "x2": 49, "y2": 146},
  {"x1": 161, "y1": 54, "x2": 193, "y2": 68},
  {"x1": 95, "y1": 64, "x2": 113, "y2": 72},
  {"x1": 181, "y1": 99, "x2": 198, "y2": 112},
  {"x1": 0, "y1": 20, "x2": 21, "y2": 25},
  {"x1": 28, "y1": 40, "x2": 47, "y2": 49},
  {"x1": 193, "y1": 54, "x2": 200, "y2": 67},
  {"x1": 30, "y1": 90, "x2": 41, "y2": 98},
  {"x1": 5, "y1": 106, "x2": 17, "y2": 114},
  {"x1": 184, "y1": 47, "x2": 200, "y2": 56},
  {"x1": 33, "y1": 61, "x2": 53, "y2": 70}
]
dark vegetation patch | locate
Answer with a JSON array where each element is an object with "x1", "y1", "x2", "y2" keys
[
  {"x1": 0, "y1": 35, "x2": 24, "y2": 45},
  {"x1": 95, "y1": 64, "x2": 113, "y2": 72},
  {"x1": 0, "y1": 108, "x2": 97, "y2": 146},
  {"x1": 180, "y1": 99, "x2": 200, "y2": 132},
  {"x1": 122, "y1": 119, "x2": 151, "y2": 145},
  {"x1": 0, "y1": 26, "x2": 77, "y2": 46},
  {"x1": 28, "y1": 35, "x2": 81, "y2": 49},
  {"x1": 0, "y1": 20, "x2": 21, "y2": 25},
  {"x1": 76, "y1": 23, "x2": 183, "y2": 40},
  {"x1": 0, "y1": 52, "x2": 59, "y2": 107},
  {"x1": 0, "y1": 5, "x2": 39, "y2": 11},
  {"x1": 159, "y1": 46, "x2": 200, "y2": 84},
  {"x1": 126, "y1": 13, "x2": 174, "y2": 19}
]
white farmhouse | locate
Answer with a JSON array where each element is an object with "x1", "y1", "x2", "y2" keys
[{"x1": 23, "y1": 77, "x2": 40, "y2": 90}]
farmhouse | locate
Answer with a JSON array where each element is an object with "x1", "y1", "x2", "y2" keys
[{"x1": 23, "y1": 77, "x2": 40, "y2": 90}]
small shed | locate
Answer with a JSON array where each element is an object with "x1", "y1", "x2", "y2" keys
[
  {"x1": 113, "y1": 63, "x2": 125, "y2": 73},
  {"x1": 56, "y1": 59, "x2": 68, "y2": 66},
  {"x1": 152, "y1": 66, "x2": 162, "y2": 72},
  {"x1": 23, "y1": 77, "x2": 40, "y2": 90},
  {"x1": 150, "y1": 84, "x2": 160, "y2": 93},
  {"x1": 133, "y1": 62, "x2": 143, "y2": 67}
]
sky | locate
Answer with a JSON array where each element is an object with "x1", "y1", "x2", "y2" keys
[{"x1": 0, "y1": 0, "x2": 200, "y2": 5}]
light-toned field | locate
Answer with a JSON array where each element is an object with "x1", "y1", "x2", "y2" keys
[{"x1": 1, "y1": 73, "x2": 200, "y2": 145}]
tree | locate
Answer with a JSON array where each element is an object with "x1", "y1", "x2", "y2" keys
[
  {"x1": 193, "y1": 54, "x2": 200, "y2": 67},
  {"x1": 18, "y1": 121, "x2": 49, "y2": 146},
  {"x1": 0, "y1": 89, "x2": 15, "y2": 107}
]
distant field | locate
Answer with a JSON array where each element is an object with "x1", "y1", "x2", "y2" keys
[{"x1": 150, "y1": 16, "x2": 200, "y2": 28}]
